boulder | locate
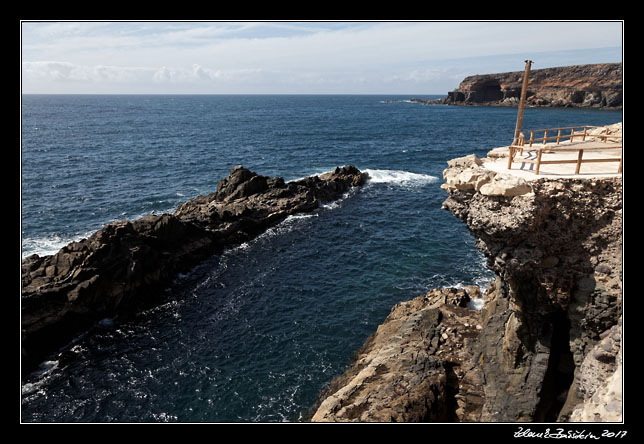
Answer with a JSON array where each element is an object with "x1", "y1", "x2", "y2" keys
[{"x1": 478, "y1": 175, "x2": 532, "y2": 197}]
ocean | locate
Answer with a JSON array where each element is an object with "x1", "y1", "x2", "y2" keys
[{"x1": 20, "y1": 94, "x2": 622, "y2": 422}]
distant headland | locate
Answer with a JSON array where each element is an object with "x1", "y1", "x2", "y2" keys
[{"x1": 411, "y1": 62, "x2": 622, "y2": 109}]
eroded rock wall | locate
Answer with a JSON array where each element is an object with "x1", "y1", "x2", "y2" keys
[
  {"x1": 311, "y1": 287, "x2": 487, "y2": 422},
  {"x1": 312, "y1": 148, "x2": 622, "y2": 422},
  {"x1": 442, "y1": 156, "x2": 622, "y2": 421}
]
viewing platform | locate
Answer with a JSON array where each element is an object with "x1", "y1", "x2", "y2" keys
[{"x1": 483, "y1": 124, "x2": 622, "y2": 180}]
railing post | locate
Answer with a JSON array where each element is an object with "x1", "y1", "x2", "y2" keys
[
  {"x1": 535, "y1": 149, "x2": 543, "y2": 174},
  {"x1": 512, "y1": 60, "x2": 532, "y2": 145},
  {"x1": 575, "y1": 150, "x2": 584, "y2": 174}
]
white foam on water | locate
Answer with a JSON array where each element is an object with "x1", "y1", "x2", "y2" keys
[
  {"x1": 320, "y1": 188, "x2": 356, "y2": 210},
  {"x1": 226, "y1": 212, "x2": 319, "y2": 256},
  {"x1": 22, "y1": 360, "x2": 60, "y2": 396},
  {"x1": 287, "y1": 168, "x2": 438, "y2": 190},
  {"x1": 363, "y1": 169, "x2": 438, "y2": 186},
  {"x1": 22, "y1": 205, "x2": 181, "y2": 259},
  {"x1": 22, "y1": 230, "x2": 95, "y2": 259},
  {"x1": 450, "y1": 278, "x2": 494, "y2": 311},
  {"x1": 321, "y1": 200, "x2": 341, "y2": 210},
  {"x1": 255, "y1": 212, "x2": 317, "y2": 240},
  {"x1": 467, "y1": 297, "x2": 486, "y2": 311}
]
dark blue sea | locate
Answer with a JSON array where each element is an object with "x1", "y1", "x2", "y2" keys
[{"x1": 20, "y1": 94, "x2": 622, "y2": 422}]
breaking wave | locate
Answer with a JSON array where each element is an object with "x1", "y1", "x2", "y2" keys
[{"x1": 363, "y1": 169, "x2": 438, "y2": 186}]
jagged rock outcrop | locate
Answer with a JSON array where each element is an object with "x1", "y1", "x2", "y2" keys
[
  {"x1": 415, "y1": 63, "x2": 622, "y2": 109},
  {"x1": 312, "y1": 130, "x2": 622, "y2": 422},
  {"x1": 311, "y1": 287, "x2": 487, "y2": 422},
  {"x1": 21, "y1": 165, "x2": 368, "y2": 375}
]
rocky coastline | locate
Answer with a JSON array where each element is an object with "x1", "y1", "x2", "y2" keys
[
  {"x1": 311, "y1": 126, "x2": 622, "y2": 422},
  {"x1": 411, "y1": 62, "x2": 622, "y2": 109},
  {"x1": 21, "y1": 165, "x2": 368, "y2": 375}
]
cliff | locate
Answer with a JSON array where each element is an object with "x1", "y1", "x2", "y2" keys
[
  {"x1": 311, "y1": 125, "x2": 622, "y2": 422},
  {"x1": 416, "y1": 63, "x2": 622, "y2": 109},
  {"x1": 21, "y1": 165, "x2": 368, "y2": 375}
]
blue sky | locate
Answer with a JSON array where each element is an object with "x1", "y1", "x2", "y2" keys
[{"x1": 21, "y1": 21, "x2": 623, "y2": 94}]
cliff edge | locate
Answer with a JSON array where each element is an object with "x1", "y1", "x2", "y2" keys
[{"x1": 311, "y1": 124, "x2": 622, "y2": 422}]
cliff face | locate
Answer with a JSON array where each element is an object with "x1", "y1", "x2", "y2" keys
[
  {"x1": 312, "y1": 130, "x2": 622, "y2": 422},
  {"x1": 21, "y1": 165, "x2": 368, "y2": 375},
  {"x1": 442, "y1": 159, "x2": 622, "y2": 421},
  {"x1": 311, "y1": 286, "x2": 486, "y2": 422},
  {"x1": 440, "y1": 63, "x2": 622, "y2": 109}
]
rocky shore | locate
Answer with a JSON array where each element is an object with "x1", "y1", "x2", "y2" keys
[
  {"x1": 412, "y1": 62, "x2": 622, "y2": 109},
  {"x1": 311, "y1": 127, "x2": 622, "y2": 422},
  {"x1": 21, "y1": 165, "x2": 368, "y2": 375}
]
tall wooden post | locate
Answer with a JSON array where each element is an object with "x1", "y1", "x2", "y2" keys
[{"x1": 513, "y1": 60, "x2": 532, "y2": 145}]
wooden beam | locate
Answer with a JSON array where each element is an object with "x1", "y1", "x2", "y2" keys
[
  {"x1": 575, "y1": 149, "x2": 584, "y2": 174},
  {"x1": 512, "y1": 60, "x2": 532, "y2": 146}
]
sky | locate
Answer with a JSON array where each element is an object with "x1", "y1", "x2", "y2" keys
[{"x1": 20, "y1": 21, "x2": 623, "y2": 95}]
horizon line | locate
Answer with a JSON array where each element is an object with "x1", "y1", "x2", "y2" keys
[{"x1": 21, "y1": 92, "x2": 450, "y2": 96}]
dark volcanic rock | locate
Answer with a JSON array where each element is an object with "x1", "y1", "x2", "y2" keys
[{"x1": 21, "y1": 165, "x2": 368, "y2": 374}]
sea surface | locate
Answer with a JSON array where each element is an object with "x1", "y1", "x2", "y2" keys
[{"x1": 20, "y1": 94, "x2": 622, "y2": 422}]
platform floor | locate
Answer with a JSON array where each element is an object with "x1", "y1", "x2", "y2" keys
[{"x1": 484, "y1": 140, "x2": 622, "y2": 180}]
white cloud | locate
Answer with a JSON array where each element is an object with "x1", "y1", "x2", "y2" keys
[
  {"x1": 151, "y1": 64, "x2": 265, "y2": 84},
  {"x1": 21, "y1": 21, "x2": 623, "y2": 94},
  {"x1": 23, "y1": 61, "x2": 153, "y2": 83}
]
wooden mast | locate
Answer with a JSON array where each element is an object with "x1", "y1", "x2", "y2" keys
[{"x1": 513, "y1": 60, "x2": 532, "y2": 145}]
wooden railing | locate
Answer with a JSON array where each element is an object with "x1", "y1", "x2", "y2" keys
[
  {"x1": 507, "y1": 125, "x2": 622, "y2": 175},
  {"x1": 522, "y1": 125, "x2": 622, "y2": 147}
]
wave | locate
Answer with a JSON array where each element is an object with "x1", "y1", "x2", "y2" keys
[
  {"x1": 21, "y1": 170, "x2": 435, "y2": 259},
  {"x1": 22, "y1": 207, "x2": 179, "y2": 259},
  {"x1": 288, "y1": 168, "x2": 438, "y2": 189},
  {"x1": 363, "y1": 169, "x2": 438, "y2": 186},
  {"x1": 22, "y1": 360, "x2": 60, "y2": 396},
  {"x1": 22, "y1": 231, "x2": 95, "y2": 259}
]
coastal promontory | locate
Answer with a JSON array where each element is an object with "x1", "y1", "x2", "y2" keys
[
  {"x1": 415, "y1": 63, "x2": 622, "y2": 109},
  {"x1": 311, "y1": 124, "x2": 622, "y2": 422},
  {"x1": 21, "y1": 165, "x2": 368, "y2": 375}
]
